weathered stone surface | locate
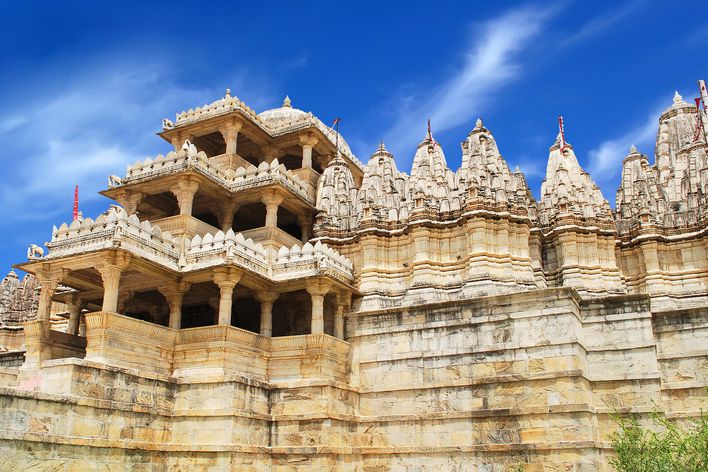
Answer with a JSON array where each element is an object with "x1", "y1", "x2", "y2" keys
[{"x1": 0, "y1": 84, "x2": 706, "y2": 470}]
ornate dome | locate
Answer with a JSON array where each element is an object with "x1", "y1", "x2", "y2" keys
[{"x1": 258, "y1": 96, "x2": 310, "y2": 127}]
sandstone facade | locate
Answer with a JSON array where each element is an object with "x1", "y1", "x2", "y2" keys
[{"x1": 0, "y1": 85, "x2": 706, "y2": 471}]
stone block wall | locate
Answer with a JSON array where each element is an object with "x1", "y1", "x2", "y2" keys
[{"x1": 0, "y1": 288, "x2": 706, "y2": 470}]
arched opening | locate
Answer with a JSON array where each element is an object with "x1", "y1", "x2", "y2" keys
[
  {"x1": 138, "y1": 192, "x2": 179, "y2": 220},
  {"x1": 272, "y1": 290, "x2": 311, "y2": 336},
  {"x1": 192, "y1": 189, "x2": 221, "y2": 229},
  {"x1": 122, "y1": 289, "x2": 170, "y2": 326},
  {"x1": 232, "y1": 203, "x2": 265, "y2": 232},
  {"x1": 181, "y1": 281, "x2": 220, "y2": 328},
  {"x1": 277, "y1": 206, "x2": 301, "y2": 240},
  {"x1": 192, "y1": 131, "x2": 226, "y2": 157},
  {"x1": 280, "y1": 153, "x2": 304, "y2": 170},
  {"x1": 193, "y1": 210, "x2": 220, "y2": 229},
  {"x1": 233, "y1": 296, "x2": 260, "y2": 334}
]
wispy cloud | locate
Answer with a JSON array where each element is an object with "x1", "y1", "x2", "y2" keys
[
  {"x1": 587, "y1": 100, "x2": 668, "y2": 190},
  {"x1": 0, "y1": 57, "x2": 276, "y2": 266},
  {"x1": 382, "y1": 6, "x2": 557, "y2": 165},
  {"x1": 559, "y1": 0, "x2": 644, "y2": 47}
]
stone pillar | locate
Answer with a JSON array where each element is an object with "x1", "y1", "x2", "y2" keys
[
  {"x1": 65, "y1": 294, "x2": 83, "y2": 336},
  {"x1": 220, "y1": 200, "x2": 239, "y2": 232},
  {"x1": 220, "y1": 122, "x2": 242, "y2": 155},
  {"x1": 256, "y1": 291, "x2": 279, "y2": 337},
  {"x1": 115, "y1": 190, "x2": 143, "y2": 215},
  {"x1": 36, "y1": 277, "x2": 60, "y2": 322},
  {"x1": 159, "y1": 282, "x2": 191, "y2": 329},
  {"x1": 213, "y1": 268, "x2": 242, "y2": 326},
  {"x1": 262, "y1": 192, "x2": 284, "y2": 229},
  {"x1": 171, "y1": 179, "x2": 200, "y2": 216},
  {"x1": 99, "y1": 265, "x2": 124, "y2": 313},
  {"x1": 299, "y1": 135, "x2": 318, "y2": 169},
  {"x1": 334, "y1": 291, "x2": 351, "y2": 340},
  {"x1": 171, "y1": 133, "x2": 193, "y2": 151},
  {"x1": 306, "y1": 282, "x2": 331, "y2": 334},
  {"x1": 297, "y1": 214, "x2": 313, "y2": 243},
  {"x1": 262, "y1": 146, "x2": 284, "y2": 164}
]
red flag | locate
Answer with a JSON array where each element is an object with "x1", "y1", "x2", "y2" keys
[
  {"x1": 72, "y1": 185, "x2": 79, "y2": 221},
  {"x1": 558, "y1": 116, "x2": 566, "y2": 153},
  {"x1": 694, "y1": 98, "x2": 704, "y2": 143}
]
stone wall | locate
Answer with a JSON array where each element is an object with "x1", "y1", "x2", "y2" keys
[{"x1": 0, "y1": 288, "x2": 705, "y2": 470}]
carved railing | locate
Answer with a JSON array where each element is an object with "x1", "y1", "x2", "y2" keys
[
  {"x1": 39, "y1": 209, "x2": 355, "y2": 285},
  {"x1": 166, "y1": 94, "x2": 266, "y2": 130},
  {"x1": 118, "y1": 146, "x2": 313, "y2": 204},
  {"x1": 47, "y1": 207, "x2": 180, "y2": 269},
  {"x1": 273, "y1": 241, "x2": 354, "y2": 283}
]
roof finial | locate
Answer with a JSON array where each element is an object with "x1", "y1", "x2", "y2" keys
[
  {"x1": 673, "y1": 90, "x2": 682, "y2": 103},
  {"x1": 427, "y1": 118, "x2": 432, "y2": 140},
  {"x1": 283, "y1": 95, "x2": 292, "y2": 108},
  {"x1": 630, "y1": 144, "x2": 637, "y2": 153},
  {"x1": 378, "y1": 141, "x2": 386, "y2": 151},
  {"x1": 225, "y1": 88, "x2": 231, "y2": 98},
  {"x1": 475, "y1": 118, "x2": 483, "y2": 129}
]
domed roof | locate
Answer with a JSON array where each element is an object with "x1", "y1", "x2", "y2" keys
[
  {"x1": 258, "y1": 96, "x2": 310, "y2": 127},
  {"x1": 662, "y1": 90, "x2": 696, "y2": 116},
  {"x1": 258, "y1": 95, "x2": 362, "y2": 170}
]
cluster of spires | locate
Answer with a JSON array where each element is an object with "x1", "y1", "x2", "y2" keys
[{"x1": 316, "y1": 89, "x2": 708, "y2": 236}]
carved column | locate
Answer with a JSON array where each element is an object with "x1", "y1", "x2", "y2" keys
[
  {"x1": 299, "y1": 135, "x2": 318, "y2": 169},
  {"x1": 159, "y1": 281, "x2": 191, "y2": 329},
  {"x1": 220, "y1": 122, "x2": 242, "y2": 155},
  {"x1": 334, "y1": 291, "x2": 351, "y2": 340},
  {"x1": 171, "y1": 132, "x2": 194, "y2": 151},
  {"x1": 213, "y1": 268, "x2": 242, "y2": 326},
  {"x1": 115, "y1": 191, "x2": 143, "y2": 215},
  {"x1": 171, "y1": 179, "x2": 200, "y2": 216},
  {"x1": 261, "y1": 192, "x2": 284, "y2": 229},
  {"x1": 36, "y1": 276, "x2": 60, "y2": 322},
  {"x1": 262, "y1": 146, "x2": 284, "y2": 164},
  {"x1": 220, "y1": 199, "x2": 239, "y2": 232},
  {"x1": 306, "y1": 282, "x2": 331, "y2": 334},
  {"x1": 297, "y1": 214, "x2": 313, "y2": 243},
  {"x1": 64, "y1": 294, "x2": 83, "y2": 336},
  {"x1": 97, "y1": 255, "x2": 130, "y2": 313},
  {"x1": 256, "y1": 291, "x2": 279, "y2": 337}
]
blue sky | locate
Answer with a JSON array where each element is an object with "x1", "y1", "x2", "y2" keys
[{"x1": 1, "y1": 1, "x2": 706, "y2": 273}]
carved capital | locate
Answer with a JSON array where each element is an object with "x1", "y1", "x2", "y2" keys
[
  {"x1": 219, "y1": 121, "x2": 242, "y2": 136},
  {"x1": 255, "y1": 290, "x2": 280, "y2": 304},
  {"x1": 306, "y1": 280, "x2": 332, "y2": 298},
  {"x1": 171, "y1": 178, "x2": 200, "y2": 197},
  {"x1": 212, "y1": 267, "x2": 242, "y2": 289},
  {"x1": 115, "y1": 190, "x2": 143, "y2": 215},
  {"x1": 261, "y1": 190, "x2": 284, "y2": 207},
  {"x1": 158, "y1": 280, "x2": 191, "y2": 301},
  {"x1": 336, "y1": 290, "x2": 352, "y2": 309},
  {"x1": 299, "y1": 134, "x2": 319, "y2": 147}
]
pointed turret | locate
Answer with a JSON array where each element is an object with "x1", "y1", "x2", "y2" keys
[
  {"x1": 616, "y1": 146, "x2": 666, "y2": 225},
  {"x1": 408, "y1": 120, "x2": 456, "y2": 209},
  {"x1": 358, "y1": 142, "x2": 409, "y2": 224},
  {"x1": 315, "y1": 156, "x2": 360, "y2": 232},
  {"x1": 457, "y1": 118, "x2": 534, "y2": 212},
  {"x1": 539, "y1": 131, "x2": 611, "y2": 224}
]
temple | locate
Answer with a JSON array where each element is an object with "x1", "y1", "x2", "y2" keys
[{"x1": 0, "y1": 84, "x2": 707, "y2": 470}]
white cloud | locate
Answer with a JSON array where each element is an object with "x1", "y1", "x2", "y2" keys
[
  {"x1": 587, "y1": 103, "x2": 667, "y2": 188},
  {"x1": 382, "y1": 6, "x2": 556, "y2": 165},
  {"x1": 0, "y1": 58, "x2": 276, "y2": 259},
  {"x1": 559, "y1": 0, "x2": 644, "y2": 47}
]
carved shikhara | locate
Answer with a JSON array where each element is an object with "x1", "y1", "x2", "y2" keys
[{"x1": 0, "y1": 87, "x2": 706, "y2": 470}]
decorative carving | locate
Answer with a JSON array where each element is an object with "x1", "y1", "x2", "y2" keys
[{"x1": 27, "y1": 244, "x2": 44, "y2": 260}]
